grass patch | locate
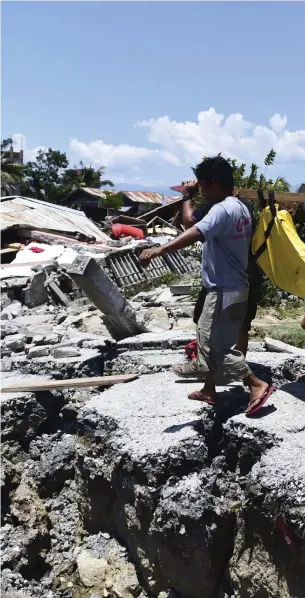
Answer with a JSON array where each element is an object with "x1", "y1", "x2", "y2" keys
[{"x1": 253, "y1": 320, "x2": 305, "y2": 348}]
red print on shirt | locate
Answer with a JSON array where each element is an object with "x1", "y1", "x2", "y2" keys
[
  {"x1": 236, "y1": 216, "x2": 250, "y2": 233},
  {"x1": 230, "y1": 215, "x2": 251, "y2": 240}
]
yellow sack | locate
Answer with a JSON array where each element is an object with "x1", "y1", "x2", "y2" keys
[{"x1": 252, "y1": 204, "x2": 305, "y2": 299}]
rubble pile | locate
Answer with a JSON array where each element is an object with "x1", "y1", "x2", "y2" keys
[{"x1": 1, "y1": 196, "x2": 305, "y2": 598}]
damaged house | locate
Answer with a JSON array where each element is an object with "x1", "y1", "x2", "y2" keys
[{"x1": 62, "y1": 187, "x2": 176, "y2": 220}]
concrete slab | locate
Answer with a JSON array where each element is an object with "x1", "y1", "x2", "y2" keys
[
  {"x1": 80, "y1": 371, "x2": 209, "y2": 458},
  {"x1": 117, "y1": 330, "x2": 196, "y2": 350},
  {"x1": 225, "y1": 381, "x2": 305, "y2": 439},
  {"x1": 77, "y1": 368, "x2": 305, "y2": 598}
]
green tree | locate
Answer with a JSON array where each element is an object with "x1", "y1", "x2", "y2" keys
[
  {"x1": 61, "y1": 161, "x2": 114, "y2": 194},
  {"x1": 21, "y1": 148, "x2": 69, "y2": 203},
  {"x1": 228, "y1": 149, "x2": 290, "y2": 192},
  {"x1": 98, "y1": 190, "x2": 123, "y2": 209},
  {"x1": 1, "y1": 138, "x2": 24, "y2": 196}
]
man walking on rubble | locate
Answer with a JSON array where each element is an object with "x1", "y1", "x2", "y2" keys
[
  {"x1": 173, "y1": 176, "x2": 262, "y2": 367},
  {"x1": 139, "y1": 155, "x2": 275, "y2": 416}
]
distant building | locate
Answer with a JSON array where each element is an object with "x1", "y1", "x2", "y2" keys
[
  {"x1": 62, "y1": 187, "x2": 174, "y2": 221},
  {"x1": 11, "y1": 149, "x2": 24, "y2": 165}
]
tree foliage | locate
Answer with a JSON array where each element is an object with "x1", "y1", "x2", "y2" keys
[
  {"x1": 61, "y1": 161, "x2": 114, "y2": 195},
  {"x1": 227, "y1": 149, "x2": 290, "y2": 192},
  {"x1": 21, "y1": 148, "x2": 69, "y2": 203},
  {"x1": 98, "y1": 190, "x2": 123, "y2": 209},
  {"x1": 17, "y1": 149, "x2": 114, "y2": 204},
  {"x1": 1, "y1": 138, "x2": 25, "y2": 196}
]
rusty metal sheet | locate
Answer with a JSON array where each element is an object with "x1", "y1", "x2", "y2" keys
[
  {"x1": 121, "y1": 191, "x2": 172, "y2": 205},
  {"x1": 0, "y1": 196, "x2": 110, "y2": 242}
]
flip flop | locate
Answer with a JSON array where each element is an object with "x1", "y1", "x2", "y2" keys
[
  {"x1": 188, "y1": 391, "x2": 215, "y2": 404},
  {"x1": 246, "y1": 385, "x2": 276, "y2": 417}
]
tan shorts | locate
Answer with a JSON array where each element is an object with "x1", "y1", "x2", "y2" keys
[{"x1": 196, "y1": 289, "x2": 252, "y2": 385}]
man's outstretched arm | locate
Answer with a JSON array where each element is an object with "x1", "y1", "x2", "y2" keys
[{"x1": 139, "y1": 226, "x2": 203, "y2": 267}]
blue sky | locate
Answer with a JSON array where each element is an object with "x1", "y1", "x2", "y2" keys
[{"x1": 2, "y1": 1, "x2": 305, "y2": 192}]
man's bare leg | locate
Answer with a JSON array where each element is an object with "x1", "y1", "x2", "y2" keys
[{"x1": 188, "y1": 372, "x2": 217, "y2": 403}]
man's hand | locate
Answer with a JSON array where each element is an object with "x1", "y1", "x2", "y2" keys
[
  {"x1": 182, "y1": 180, "x2": 198, "y2": 199},
  {"x1": 139, "y1": 246, "x2": 163, "y2": 268}
]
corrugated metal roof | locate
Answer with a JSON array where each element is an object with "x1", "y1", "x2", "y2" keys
[
  {"x1": 64, "y1": 188, "x2": 174, "y2": 206},
  {"x1": 121, "y1": 191, "x2": 172, "y2": 205},
  {"x1": 79, "y1": 187, "x2": 110, "y2": 198},
  {"x1": 0, "y1": 196, "x2": 110, "y2": 242},
  {"x1": 64, "y1": 188, "x2": 118, "y2": 201}
]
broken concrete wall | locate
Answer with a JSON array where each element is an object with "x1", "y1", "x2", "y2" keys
[{"x1": 67, "y1": 255, "x2": 148, "y2": 340}]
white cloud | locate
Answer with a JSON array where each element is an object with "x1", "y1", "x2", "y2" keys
[
  {"x1": 13, "y1": 109, "x2": 305, "y2": 186},
  {"x1": 137, "y1": 108, "x2": 305, "y2": 166},
  {"x1": 69, "y1": 109, "x2": 305, "y2": 184},
  {"x1": 69, "y1": 138, "x2": 180, "y2": 169}
]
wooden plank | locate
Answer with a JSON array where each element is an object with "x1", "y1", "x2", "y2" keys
[
  {"x1": 1, "y1": 374, "x2": 139, "y2": 393},
  {"x1": 0, "y1": 248, "x2": 19, "y2": 255},
  {"x1": 235, "y1": 188, "x2": 305, "y2": 204}
]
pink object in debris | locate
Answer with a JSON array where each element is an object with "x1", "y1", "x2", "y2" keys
[{"x1": 29, "y1": 247, "x2": 45, "y2": 254}]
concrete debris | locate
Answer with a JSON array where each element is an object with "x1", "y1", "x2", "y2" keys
[
  {"x1": 1, "y1": 302, "x2": 23, "y2": 321},
  {"x1": 1, "y1": 204, "x2": 305, "y2": 598},
  {"x1": 27, "y1": 346, "x2": 50, "y2": 359},
  {"x1": 4, "y1": 334, "x2": 27, "y2": 353},
  {"x1": 23, "y1": 271, "x2": 49, "y2": 308},
  {"x1": 143, "y1": 306, "x2": 171, "y2": 332},
  {"x1": 1, "y1": 322, "x2": 25, "y2": 338},
  {"x1": 67, "y1": 255, "x2": 148, "y2": 340},
  {"x1": 51, "y1": 347, "x2": 81, "y2": 359},
  {"x1": 170, "y1": 284, "x2": 193, "y2": 295},
  {"x1": 265, "y1": 336, "x2": 305, "y2": 357}
]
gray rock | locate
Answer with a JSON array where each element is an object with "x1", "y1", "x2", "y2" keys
[
  {"x1": 23, "y1": 272, "x2": 49, "y2": 308},
  {"x1": 1, "y1": 357, "x2": 13, "y2": 372},
  {"x1": 1, "y1": 376, "x2": 65, "y2": 443},
  {"x1": 1, "y1": 302, "x2": 23, "y2": 321},
  {"x1": 0, "y1": 312, "x2": 11, "y2": 321},
  {"x1": 77, "y1": 550, "x2": 107, "y2": 587},
  {"x1": 0, "y1": 322, "x2": 22, "y2": 338},
  {"x1": 174, "y1": 317, "x2": 196, "y2": 331},
  {"x1": 51, "y1": 346, "x2": 81, "y2": 359},
  {"x1": 156, "y1": 288, "x2": 175, "y2": 304},
  {"x1": 43, "y1": 333, "x2": 62, "y2": 345},
  {"x1": 170, "y1": 284, "x2": 192, "y2": 295},
  {"x1": 27, "y1": 346, "x2": 50, "y2": 359},
  {"x1": 265, "y1": 336, "x2": 305, "y2": 357},
  {"x1": 143, "y1": 307, "x2": 171, "y2": 332},
  {"x1": 248, "y1": 340, "x2": 266, "y2": 352},
  {"x1": 29, "y1": 434, "x2": 76, "y2": 496},
  {"x1": 4, "y1": 334, "x2": 26, "y2": 353}
]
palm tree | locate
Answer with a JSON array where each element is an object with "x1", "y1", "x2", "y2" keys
[
  {"x1": 269, "y1": 176, "x2": 290, "y2": 192},
  {"x1": 75, "y1": 161, "x2": 114, "y2": 189},
  {"x1": 1, "y1": 138, "x2": 24, "y2": 196}
]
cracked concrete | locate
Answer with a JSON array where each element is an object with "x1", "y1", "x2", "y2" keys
[{"x1": 1, "y1": 282, "x2": 305, "y2": 598}]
